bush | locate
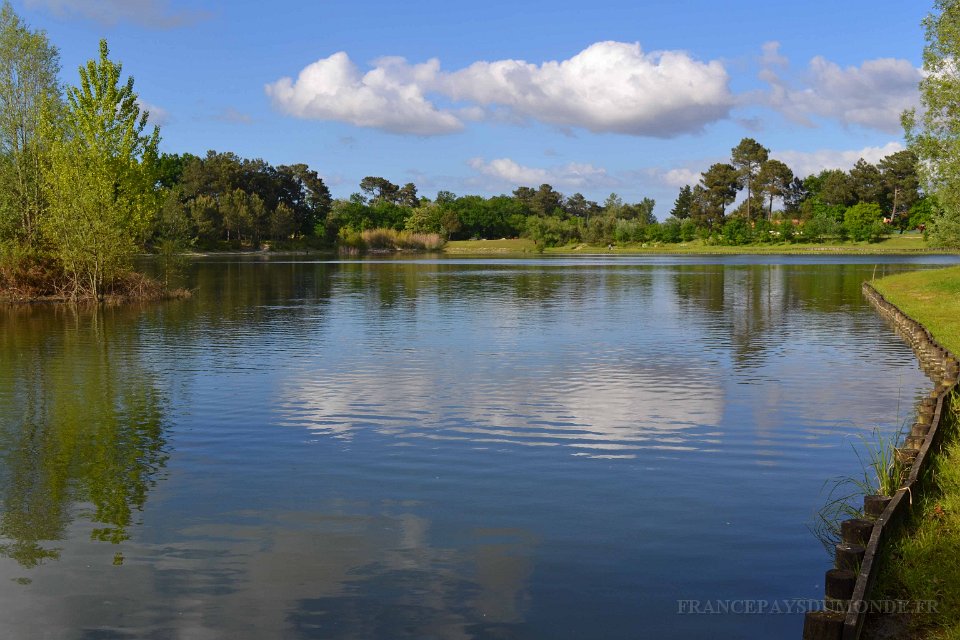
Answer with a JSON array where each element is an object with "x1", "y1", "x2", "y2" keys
[
  {"x1": 659, "y1": 218, "x2": 682, "y2": 243},
  {"x1": 844, "y1": 202, "x2": 888, "y2": 242},
  {"x1": 720, "y1": 218, "x2": 753, "y2": 245}
]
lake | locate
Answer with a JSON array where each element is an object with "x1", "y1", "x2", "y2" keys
[{"x1": 1, "y1": 254, "x2": 957, "y2": 639}]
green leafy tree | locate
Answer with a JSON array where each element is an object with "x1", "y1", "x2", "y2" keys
[
  {"x1": 397, "y1": 182, "x2": 420, "y2": 208},
  {"x1": 783, "y1": 177, "x2": 808, "y2": 216},
  {"x1": 270, "y1": 202, "x2": 296, "y2": 240},
  {"x1": 359, "y1": 176, "x2": 399, "y2": 204},
  {"x1": 909, "y1": 196, "x2": 939, "y2": 231},
  {"x1": 623, "y1": 197, "x2": 656, "y2": 224},
  {"x1": 189, "y1": 194, "x2": 220, "y2": 244},
  {"x1": 756, "y1": 159, "x2": 794, "y2": 220},
  {"x1": 670, "y1": 185, "x2": 693, "y2": 219},
  {"x1": 806, "y1": 169, "x2": 855, "y2": 208},
  {"x1": 603, "y1": 192, "x2": 625, "y2": 217},
  {"x1": 903, "y1": 0, "x2": 960, "y2": 247},
  {"x1": 803, "y1": 210, "x2": 842, "y2": 243},
  {"x1": 221, "y1": 188, "x2": 254, "y2": 243},
  {"x1": 848, "y1": 159, "x2": 885, "y2": 207},
  {"x1": 731, "y1": 138, "x2": 769, "y2": 220},
  {"x1": 565, "y1": 192, "x2": 590, "y2": 218},
  {"x1": 878, "y1": 150, "x2": 921, "y2": 230},
  {"x1": 532, "y1": 183, "x2": 563, "y2": 217},
  {"x1": 41, "y1": 40, "x2": 161, "y2": 299},
  {"x1": 405, "y1": 202, "x2": 443, "y2": 234},
  {"x1": 700, "y1": 162, "x2": 739, "y2": 223},
  {"x1": 659, "y1": 218, "x2": 682, "y2": 243},
  {"x1": 0, "y1": 2, "x2": 61, "y2": 246}
]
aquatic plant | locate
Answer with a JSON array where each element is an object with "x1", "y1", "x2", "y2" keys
[{"x1": 812, "y1": 426, "x2": 907, "y2": 553}]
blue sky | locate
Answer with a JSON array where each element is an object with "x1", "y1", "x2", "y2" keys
[{"x1": 14, "y1": 0, "x2": 929, "y2": 216}]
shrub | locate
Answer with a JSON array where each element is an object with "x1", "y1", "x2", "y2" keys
[{"x1": 844, "y1": 202, "x2": 888, "y2": 242}]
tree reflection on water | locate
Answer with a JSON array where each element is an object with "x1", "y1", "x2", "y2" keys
[{"x1": 0, "y1": 305, "x2": 168, "y2": 568}]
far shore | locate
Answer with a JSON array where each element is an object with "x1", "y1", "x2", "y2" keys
[{"x1": 161, "y1": 234, "x2": 960, "y2": 258}]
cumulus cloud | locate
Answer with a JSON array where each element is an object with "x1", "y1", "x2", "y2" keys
[
  {"x1": 468, "y1": 157, "x2": 619, "y2": 190},
  {"x1": 654, "y1": 167, "x2": 702, "y2": 189},
  {"x1": 774, "y1": 142, "x2": 905, "y2": 177},
  {"x1": 26, "y1": 0, "x2": 208, "y2": 28},
  {"x1": 265, "y1": 53, "x2": 463, "y2": 136},
  {"x1": 759, "y1": 42, "x2": 921, "y2": 133},
  {"x1": 440, "y1": 42, "x2": 733, "y2": 136},
  {"x1": 266, "y1": 42, "x2": 734, "y2": 137}
]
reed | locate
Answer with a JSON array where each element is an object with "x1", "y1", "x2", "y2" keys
[{"x1": 355, "y1": 228, "x2": 445, "y2": 252}]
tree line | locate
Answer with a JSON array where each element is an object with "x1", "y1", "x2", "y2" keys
[
  {"x1": 2, "y1": 0, "x2": 958, "y2": 301},
  {"x1": 666, "y1": 138, "x2": 929, "y2": 245}
]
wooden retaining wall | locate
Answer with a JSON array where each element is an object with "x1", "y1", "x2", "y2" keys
[{"x1": 802, "y1": 282, "x2": 960, "y2": 640}]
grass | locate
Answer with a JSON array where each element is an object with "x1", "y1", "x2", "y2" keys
[
  {"x1": 444, "y1": 238, "x2": 536, "y2": 253},
  {"x1": 813, "y1": 428, "x2": 907, "y2": 554},
  {"x1": 870, "y1": 394, "x2": 960, "y2": 639},
  {"x1": 445, "y1": 234, "x2": 955, "y2": 256},
  {"x1": 871, "y1": 265, "x2": 960, "y2": 357},
  {"x1": 867, "y1": 264, "x2": 960, "y2": 638}
]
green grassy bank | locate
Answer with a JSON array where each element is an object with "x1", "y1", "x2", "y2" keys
[
  {"x1": 872, "y1": 266, "x2": 960, "y2": 356},
  {"x1": 868, "y1": 267, "x2": 960, "y2": 639},
  {"x1": 444, "y1": 235, "x2": 955, "y2": 256}
]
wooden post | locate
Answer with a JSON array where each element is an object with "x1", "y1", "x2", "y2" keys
[{"x1": 802, "y1": 610, "x2": 844, "y2": 640}]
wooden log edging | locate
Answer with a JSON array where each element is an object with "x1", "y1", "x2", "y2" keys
[{"x1": 802, "y1": 282, "x2": 959, "y2": 640}]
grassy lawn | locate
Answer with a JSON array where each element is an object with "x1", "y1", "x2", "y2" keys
[
  {"x1": 869, "y1": 394, "x2": 960, "y2": 640},
  {"x1": 444, "y1": 238, "x2": 537, "y2": 253},
  {"x1": 872, "y1": 265, "x2": 960, "y2": 356},
  {"x1": 869, "y1": 266, "x2": 960, "y2": 639},
  {"x1": 445, "y1": 234, "x2": 954, "y2": 256}
]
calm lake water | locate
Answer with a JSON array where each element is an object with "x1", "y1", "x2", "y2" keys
[{"x1": 2, "y1": 254, "x2": 959, "y2": 639}]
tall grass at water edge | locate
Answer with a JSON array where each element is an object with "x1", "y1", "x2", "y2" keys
[{"x1": 339, "y1": 228, "x2": 445, "y2": 252}]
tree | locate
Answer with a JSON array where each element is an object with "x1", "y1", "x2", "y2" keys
[
  {"x1": 359, "y1": 176, "x2": 399, "y2": 204},
  {"x1": 270, "y1": 202, "x2": 296, "y2": 240},
  {"x1": 397, "y1": 182, "x2": 420, "y2": 208},
  {"x1": 730, "y1": 138, "x2": 769, "y2": 220},
  {"x1": 603, "y1": 192, "x2": 625, "y2": 217},
  {"x1": 903, "y1": 0, "x2": 960, "y2": 247},
  {"x1": 848, "y1": 159, "x2": 885, "y2": 207},
  {"x1": 670, "y1": 185, "x2": 693, "y2": 219},
  {"x1": 0, "y1": 2, "x2": 61, "y2": 246},
  {"x1": 532, "y1": 183, "x2": 563, "y2": 217},
  {"x1": 41, "y1": 40, "x2": 161, "y2": 299},
  {"x1": 756, "y1": 160, "x2": 794, "y2": 219},
  {"x1": 783, "y1": 177, "x2": 808, "y2": 217},
  {"x1": 700, "y1": 162, "x2": 739, "y2": 222},
  {"x1": 275, "y1": 163, "x2": 331, "y2": 236},
  {"x1": 624, "y1": 197, "x2": 656, "y2": 224},
  {"x1": 878, "y1": 150, "x2": 920, "y2": 229},
  {"x1": 810, "y1": 169, "x2": 855, "y2": 208},
  {"x1": 564, "y1": 192, "x2": 590, "y2": 218}
]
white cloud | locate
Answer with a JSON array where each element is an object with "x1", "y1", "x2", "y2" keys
[
  {"x1": 266, "y1": 42, "x2": 734, "y2": 137},
  {"x1": 441, "y1": 41, "x2": 733, "y2": 137},
  {"x1": 656, "y1": 167, "x2": 702, "y2": 189},
  {"x1": 468, "y1": 157, "x2": 618, "y2": 190},
  {"x1": 265, "y1": 52, "x2": 463, "y2": 136},
  {"x1": 136, "y1": 99, "x2": 169, "y2": 126},
  {"x1": 772, "y1": 142, "x2": 905, "y2": 178},
  {"x1": 760, "y1": 42, "x2": 921, "y2": 133},
  {"x1": 26, "y1": 0, "x2": 207, "y2": 28}
]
